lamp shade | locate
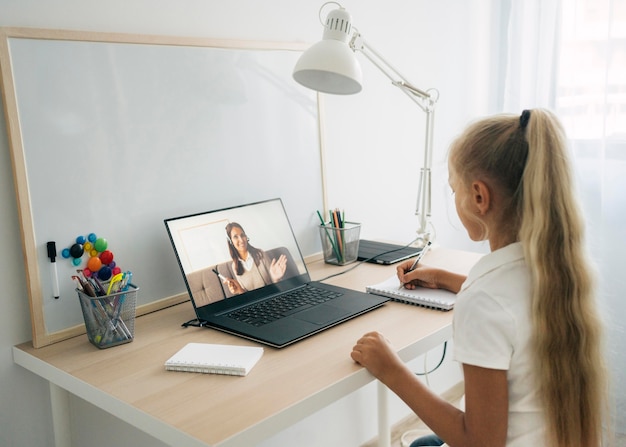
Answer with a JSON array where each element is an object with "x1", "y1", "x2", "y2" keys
[{"x1": 293, "y1": 7, "x2": 363, "y2": 95}]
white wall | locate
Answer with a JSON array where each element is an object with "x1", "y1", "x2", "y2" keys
[
  {"x1": 321, "y1": 1, "x2": 502, "y2": 250},
  {"x1": 0, "y1": 1, "x2": 501, "y2": 446}
]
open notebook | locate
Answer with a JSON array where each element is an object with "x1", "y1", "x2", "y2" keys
[
  {"x1": 366, "y1": 275, "x2": 457, "y2": 311},
  {"x1": 164, "y1": 199, "x2": 389, "y2": 348}
]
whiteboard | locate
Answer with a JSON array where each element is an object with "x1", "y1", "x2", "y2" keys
[{"x1": 0, "y1": 28, "x2": 325, "y2": 347}]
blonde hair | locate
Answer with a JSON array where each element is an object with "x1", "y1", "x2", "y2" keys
[{"x1": 450, "y1": 109, "x2": 608, "y2": 447}]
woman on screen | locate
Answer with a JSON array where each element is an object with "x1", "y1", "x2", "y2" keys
[{"x1": 223, "y1": 222, "x2": 288, "y2": 295}]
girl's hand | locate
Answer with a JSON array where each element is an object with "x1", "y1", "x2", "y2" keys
[
  {"x1": 397, "y1": 263, "x2": 466, "y2": 293},
  {"x1": 351, "y1": 331, "x2": 404, "y2": 382},
  {"x1": 397, "y1": 262, "x2": 441, "y2": 290}
]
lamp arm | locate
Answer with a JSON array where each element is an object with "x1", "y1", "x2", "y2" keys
[
  {"x1": 350, "y1": 32, "x2": 436, "y2": 241},
  {"x1": 350, "y1": 33, "x2": 435, "y2": 112}
]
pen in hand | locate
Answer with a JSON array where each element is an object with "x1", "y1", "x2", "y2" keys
[
  {"x1": 398, "y1": 241, "x2": 432, "y2": 290},
  {"x1": 212, "y1": 268, "x2": 229, "y2": 284}
]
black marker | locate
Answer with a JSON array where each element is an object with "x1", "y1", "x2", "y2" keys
[{"x1": 47, "y1": 241, "x2": 60, "y2": 299}]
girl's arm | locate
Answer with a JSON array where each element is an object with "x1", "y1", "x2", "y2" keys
[
  {"x1": 397, "y1": 262, "x2": 467, "y2": 294},
  {"x1": 351, "y1": 332, "x2": 508, "y2": 447}
]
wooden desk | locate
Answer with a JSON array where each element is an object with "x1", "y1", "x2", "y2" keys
[{"x1": 13, "y1": 247, "x2": 479, "y2": 447}]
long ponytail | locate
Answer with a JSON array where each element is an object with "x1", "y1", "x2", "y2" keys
[
  {"x1": 449, "y1": 109, "x2": 608, "y2": 446},
  {"x1": 519, "y1": 109, "x2": 607, "y2": 447}
]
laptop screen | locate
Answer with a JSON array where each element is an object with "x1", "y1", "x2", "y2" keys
[{"x1": 165, "y1": 199, "x2": 308, "y2": 309}]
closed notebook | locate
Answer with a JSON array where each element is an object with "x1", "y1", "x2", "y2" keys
[
  {"x1": 164, "y1": 342, "x2": 264, "y2": 376},
  {"x1": 366, "y1": 275, "x2": 456, "y2": 311}
]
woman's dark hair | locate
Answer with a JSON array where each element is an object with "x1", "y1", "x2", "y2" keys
[{"x1": 225, "y1": 222, "x2": 263, "y2": 275}]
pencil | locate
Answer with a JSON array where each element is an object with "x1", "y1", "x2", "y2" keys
[{"x1": 317, "y1": 210, "x2": 342, "y2": 262}]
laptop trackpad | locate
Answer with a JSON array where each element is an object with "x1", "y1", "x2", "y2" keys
[{"x1": 293, "y1": 304, "x2": 350, "y2": 326}]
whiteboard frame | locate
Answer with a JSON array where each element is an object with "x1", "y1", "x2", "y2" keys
[{"x1": 0, "y1": 27, "x2": 327, "y2": 348}]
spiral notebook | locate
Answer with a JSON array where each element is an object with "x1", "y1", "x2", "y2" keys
[
  {"x1": 164, "y1": 343, "x2": 264, "y2": 376},
  {"x1": 366, "y1": 275, "x2": 457, "y2": 311}
]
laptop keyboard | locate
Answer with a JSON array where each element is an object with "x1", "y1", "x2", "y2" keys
[{"x1": 227, "y1": 285, "x2": 343, "y2": 327}]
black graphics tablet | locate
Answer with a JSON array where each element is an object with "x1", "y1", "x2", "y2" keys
[{"x1": 357, "y1": 240, "x2": 423, "y2": 265}]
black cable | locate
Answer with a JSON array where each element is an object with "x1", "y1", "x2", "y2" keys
[
  {"x1": 315, "y1": 238, "x2": 447, "y2": 375},
  {"x1": 414, "y1": 341, "x2": 447, "y2": 376},
  {"x1": 181, "y1": 318, "x2": 209, "y2": 328}
]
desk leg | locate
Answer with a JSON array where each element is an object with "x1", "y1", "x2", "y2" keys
[
  {"x1": 377, "y1": 381, "x2": 391, "y2": 447},
  {"x1": 49, "y1": 382, "x2": 72, "y2": 447}
]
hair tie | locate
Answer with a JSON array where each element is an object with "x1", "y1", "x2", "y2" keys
[{"x1": 520, "y1": 109, "x2": 531, "y2": 129}]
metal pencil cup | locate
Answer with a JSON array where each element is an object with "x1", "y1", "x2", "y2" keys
[
  {"x1": 77, "y1": 284, "x2": 138, "y2": 349},
  {"x1": 318, "y1": 222, "x2": 361, "y2": 265}
]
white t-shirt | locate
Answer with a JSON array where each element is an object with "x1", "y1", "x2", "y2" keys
[{"x1": 453, "y1": 242, "x2": 546, "y2": 446}]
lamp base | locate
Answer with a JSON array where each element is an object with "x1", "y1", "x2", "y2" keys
[{"x1": 412, "y1": 222, "x2": 435, "y2": 249}]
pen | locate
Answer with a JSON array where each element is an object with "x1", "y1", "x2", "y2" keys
[
  {"x1": 107, "y1": 272, "x2": 125, "y2": 295},
  {"x1": 212, "y1": 268, "x2": 228, "y2": 283},
  {"x1": 82, "y1": 278, "x2": 97, "y2": 297},
  {"x1": 121, "y1": 271, "x2": 132, "y2": 291},
  {"x1": 71, "y1": 275, "x2": 84, "y2": 292},
  {"x1": 76, "y1": 269, "x2": 97, "y2": 297},
  {"x1": 398, "y1": 241, "x2": 432, "y2": 290}
]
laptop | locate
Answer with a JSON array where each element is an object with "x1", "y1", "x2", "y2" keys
[
  {"x1": 358, "y1": 240, "x2": 423, "y2": 265},
  {"x1": 164, "y1": 198, "x2": 389, "y2": 348}
]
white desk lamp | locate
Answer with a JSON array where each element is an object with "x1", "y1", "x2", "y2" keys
[{"x1": 293, "y1": 2, "x2": 438, "y2": 247}]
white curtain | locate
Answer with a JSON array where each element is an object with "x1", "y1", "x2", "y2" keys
[
  {"x1": 503, "y1": 0, "x2": 561, "y2": 109},
  {"x1": 503, "y1": 0, "x2": 626, "y2": 433}
]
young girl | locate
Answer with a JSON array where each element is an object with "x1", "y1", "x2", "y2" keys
[{"x1": 351, "y1": 109, "x2": 608, "y2": 447}]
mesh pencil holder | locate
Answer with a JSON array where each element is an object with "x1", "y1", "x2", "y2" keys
[
  {"x1": 318, "y1": 222, "x2": 361, "y2": 265},
  {"x1": 77, "y1": 284, "x2": 138, "y2": 349}
]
